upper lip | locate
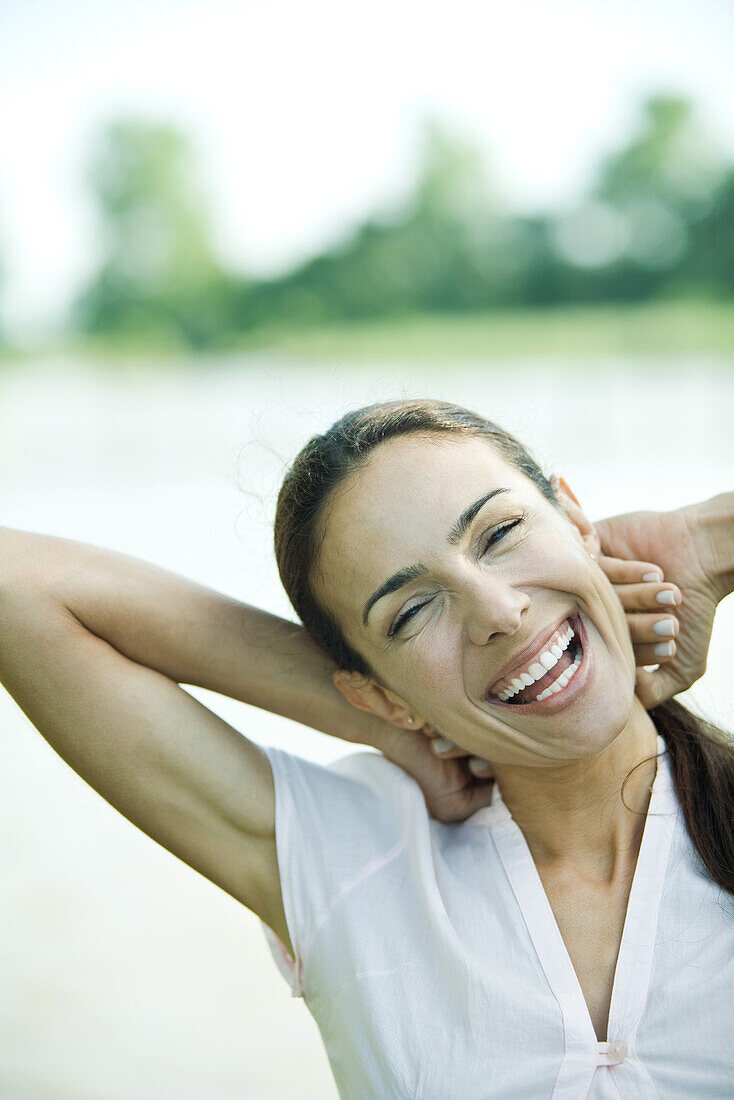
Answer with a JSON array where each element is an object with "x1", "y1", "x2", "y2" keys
[{"x1": 487, "y1": 611, "x2": 576, "y2": 696}]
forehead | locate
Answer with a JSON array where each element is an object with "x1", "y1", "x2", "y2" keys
[{"x1": 314, "y1": 434, "x2": 529, "y2": 623}]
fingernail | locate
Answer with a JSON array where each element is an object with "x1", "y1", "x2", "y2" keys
[
  {"x1": 433, "y1": 737, "x2": 455, "y2": 754},
  {"x1": 469, "y1": 757, "x2": 493, "y2": 774},
  {"x1": 653, "y1": 619, "x2": 676, "y2": 637},
  {"x1": 656, "y1": 590, "x2": 676, "y2": 605},
  {"x1": 642, "y1": 572, "x2": 661, "y2": 582},
  {"x1": 654, "y1": 641, "x2": 675, "y2": 657}
]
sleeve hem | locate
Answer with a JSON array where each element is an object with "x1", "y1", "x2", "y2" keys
[
  {"x1": 260, "y1": 745, "x2": 307, "y2": 998},
  {"x1": 260, "y1": 921, "x2": 305, "y2": 998}
]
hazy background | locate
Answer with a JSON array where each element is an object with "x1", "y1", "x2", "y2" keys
[
  {"x1": 1, "y1": 1, "x2": 733, "y2": 1097},
  {"x1": 1, "y1": 0, "x2": 734, "y2": 353}
]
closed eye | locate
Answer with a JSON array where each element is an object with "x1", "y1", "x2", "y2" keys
[
  {"x1": 389, "y1": 598, "x2": 432, "y2": 638},
  {"x1": 388, "y1": 516, "x2": 525, "y2": 637},
  {"x1": 481, "y1": 516, "x2": 524, "y2": 554}
]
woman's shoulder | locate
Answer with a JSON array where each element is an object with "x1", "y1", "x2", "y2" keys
[
  {"x1": 262, "y1": 743, "x2": 428, "y2": 837},
  {"x1": 329, "y1": 746, "x2": 421, "y2": 790},
  {"x1": 260, "y1": 745, "x2": 432, "y2": 996}
]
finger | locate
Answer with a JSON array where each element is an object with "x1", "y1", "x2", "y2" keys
[
  {"x1": 632, "y1": 639, "x2": 676, "y2": 666},
  {"x1": 430, "y1": 736, "x2": 471, "y2": 759},
  {"x1": 634, "y1": 666, "x2": 682, "y2": 710},
  {"x1": 598, "y1": 556, "x2": 665, "y2": 585},
  {"x1": 468, "y1": 756, "x2": 495, "y2": 778},
  {"x1": 455, "y1": 774, "x2": 496, "y2": 817},
  {"x1": 625, "y1": 612, "x2": 678, "y2": 645},
  {"x1": 428, "y1": 763, "x2": 495, "y2": 822},
  {"x1": 614, "y1": 581, "x2": 682, "y2": 612},
  {"x1": 634, "y1": 667, "x2": 666, "y2": 709}
]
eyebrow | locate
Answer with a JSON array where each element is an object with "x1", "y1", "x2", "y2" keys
[{"x1": 361, "y1": 487, "x2": 511, "y2": 626}]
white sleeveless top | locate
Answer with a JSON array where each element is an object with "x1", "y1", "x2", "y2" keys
[{"x1": 260, "y1": 736, "x2": 734, "y2": 1098}]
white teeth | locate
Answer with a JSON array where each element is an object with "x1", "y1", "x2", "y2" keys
[
  {"x1": 491, "y1": 619, "x2": 579, "y2": 702},
  {"x1": 535, "y1": 647, "x2": 582, "y2": 702}
]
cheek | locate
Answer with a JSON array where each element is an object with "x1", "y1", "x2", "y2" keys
[
  {"x1": 596, "y1": 569, "x2": 635, "y2": 651},
  {"x1": 527, "y1": 538, "x2": 585, "y2": 584},
  {"x1": 520, "y1": 540, "x2": 636, "y2": 669},
  {"x1": 394, "y1": 623, "x2": 464, "y2": 699}
]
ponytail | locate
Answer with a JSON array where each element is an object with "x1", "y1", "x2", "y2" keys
[{"x1": 651, "y1": 698, "x2": 734, "y2": 894}]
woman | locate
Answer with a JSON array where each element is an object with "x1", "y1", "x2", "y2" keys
[{"x1": 1, "y1": 398, "x2": 732, "y2": 1098}]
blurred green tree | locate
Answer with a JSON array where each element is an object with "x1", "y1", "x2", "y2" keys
[
  {"x1": 595, "y1": 95, "x2": 724, "y2": 216},
  {"x1": 68, "y1": 94, "x2": 734, "y2": 348},
  {"x1": 230, "y1": 119, "x2": 522, "y2": 328},
  {"x1": 683, "y1": 174, "x2": 734, "y2": 296},
  {"x1": 549, "y1": 95, "x2": 732, "y2": 302},
  {"x1": 74, "y1": 120, "x2": 238, "y2": 348}
]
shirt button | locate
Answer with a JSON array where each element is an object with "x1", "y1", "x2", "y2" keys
[{"x1": 607, "y1": 1040, "x2": 628, "y2": 1063}]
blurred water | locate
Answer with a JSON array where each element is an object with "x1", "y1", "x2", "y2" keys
[{"x1": 0, "y1": 354, "x2": 733, "y2": 1099}]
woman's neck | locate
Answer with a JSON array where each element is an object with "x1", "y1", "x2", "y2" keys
[{"x1": 491, "y1": 701, "x2": 660, "y2": 882}]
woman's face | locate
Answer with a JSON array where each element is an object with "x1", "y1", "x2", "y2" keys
[{"x1": 315, "y1": 433, "x2": 638, "y2": 767}]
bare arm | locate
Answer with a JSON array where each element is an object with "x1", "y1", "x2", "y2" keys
[
  {"x1": 0, "y1": 527, "x2": 496, "y2": 837},
  {"x1": 694, "y1": 491, "x2": 734, "y2": 601},
  {"x1": 0, "y1": 526, "x2": 321, "y2": 954},
  {"x1": 0, "y1": 526, "x2": 388, "y2": 744}
]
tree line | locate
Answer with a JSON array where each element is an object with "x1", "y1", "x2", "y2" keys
[{"x1": 5, "y1": 93, "x2": 734, "y2": 350}]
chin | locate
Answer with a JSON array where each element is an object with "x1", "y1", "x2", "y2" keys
[
  {"x1": 557, "y1": 634, "x2": 638, "y2": 758},
  {"x1": 552, "y1": 690, "x2": 636, "y2": 759}
]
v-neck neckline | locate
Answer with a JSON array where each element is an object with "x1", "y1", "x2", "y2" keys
[{"x1": 481, "y1": 735, "x2": 679, "y2": 1094}]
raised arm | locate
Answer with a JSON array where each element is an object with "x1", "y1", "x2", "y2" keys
[
  {"x1": 690, "y1": 491, "x2": 734, "y2": 601},
  {"x1": 0, "y1": 526, "x2": 309, "y2": 955},
  {"x1": 0, "y1": 526, "x2": 502, "y2": 818},
  {"x1": 0, "y1": 527, "x2": 388, "y2": 741}
]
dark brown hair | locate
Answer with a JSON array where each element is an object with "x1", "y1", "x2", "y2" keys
[{"x1": 274, "y1": 397, "x2": 734, "y2": 894}]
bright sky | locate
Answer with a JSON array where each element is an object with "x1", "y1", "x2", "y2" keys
[{"x1": 1, "y1": 0, "x2": 733, "y2": 336}]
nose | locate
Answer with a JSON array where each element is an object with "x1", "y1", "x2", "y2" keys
[{"x1": 463, "y1": 575, "x2": 530, "y2": 646}]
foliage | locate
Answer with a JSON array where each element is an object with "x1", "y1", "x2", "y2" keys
[
  {"x1": 74, "y1": 120, "x2": 239, "y2": 349},
  {"x1": 70, "y1": 95, "x2": 734, "y2": 349}
]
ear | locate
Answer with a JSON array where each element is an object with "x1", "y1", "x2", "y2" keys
[
  {"x1": 550, "y1": 474, "x2": 601, "y2": 558},
  {"x1": 332, "y1": 669, "x2": 425, "y2": 732}
]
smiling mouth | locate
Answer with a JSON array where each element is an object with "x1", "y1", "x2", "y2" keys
[{"x1": 485, "y1": 613, "x2": 586, "y2": 708}]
